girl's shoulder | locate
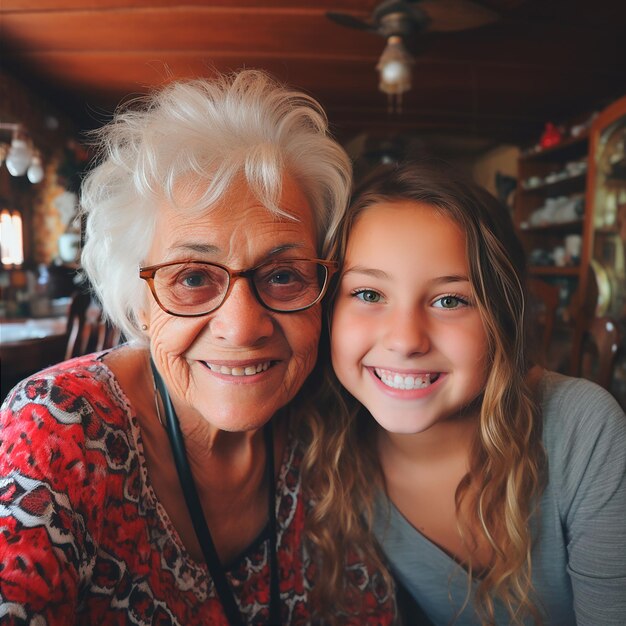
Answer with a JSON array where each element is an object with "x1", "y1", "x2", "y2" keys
[
  {"x1": 539, "y1": 369, "x2": 625, "y2": 428},
  {"x1": 538, "y1": 369, "x2": 626, "y2": 489}
]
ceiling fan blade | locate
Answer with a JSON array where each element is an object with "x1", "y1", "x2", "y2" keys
[
  {"x1": 326, "y1": 12, "x2": 378, "y2": 32},
  {"x1": 417, "y1": 0, "x2": 500, "y2": 32}
]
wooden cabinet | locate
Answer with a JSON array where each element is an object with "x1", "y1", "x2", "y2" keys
[
  {"x1": 585, "y1": 96, "x2": 626, "y2": 321},
  {"x1": 582, "y1": 95, "x2": 626, "y2": 406},
  {"x1": 514, "y1": 129, "x2": 591, "y2": 370},
  {"x1": 514, "y1": 98, "x2": 626, "y2": 405}
]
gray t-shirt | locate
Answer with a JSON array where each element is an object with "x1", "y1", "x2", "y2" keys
[{"x1": 373, "y1": 371, "x2": 626, "y2": 625}]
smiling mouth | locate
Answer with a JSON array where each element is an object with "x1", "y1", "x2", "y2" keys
[
  {"x1": 374, "y1": 367, "x2": 441, "y2": 390},
  {"x1": 203, "y1": 361, "x2": 272, "y2": 377}
]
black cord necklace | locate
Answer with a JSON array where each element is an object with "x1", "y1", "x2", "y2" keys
[{"x1": 150, "y1": 359, "x2": 282, "y2": 625}]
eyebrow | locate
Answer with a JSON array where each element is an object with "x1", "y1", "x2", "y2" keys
[
  {"x1": 267, "y1": 244, "x2": 306, "y2": 256},
  {"x1": 173, "y1": 243, "x2": 220, "y2": 255},
  {"x1": 167, "y1": 242, "x2": 305, "y2": 258},
  {"x1": 433, "y1": 274, "x2": 470, "y2": 285},
  {"x1": 343, "y1": 266, "x2": 470, "y2": 285},
  {"x1": 343, "y1": 266, "x2": 390, "y2": 280}
]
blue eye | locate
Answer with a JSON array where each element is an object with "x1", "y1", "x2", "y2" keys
[
  {"x1": 267, "y1": 269, "x2": 297, "y2": 285},
  {"x1": 181, "y1": 272, "x2": 209, "y2": 288},
  {"x1": 433, "y1": 295, "x2": 468, "y2": 309},
  {"x1": 353, "y1": 289, "x2": 382, "y2": 303}
]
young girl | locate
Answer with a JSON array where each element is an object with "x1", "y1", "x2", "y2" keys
[{"x1": 314, "y1": 161, "x2": 626, "y2": 625}]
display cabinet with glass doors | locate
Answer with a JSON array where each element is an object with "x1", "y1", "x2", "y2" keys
[{"x1": 581, "y1": 95, "x2": 626, "y2": 406}]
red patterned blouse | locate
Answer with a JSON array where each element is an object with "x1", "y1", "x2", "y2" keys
[{"x1": 0, "y1": 353, "x2": 395, "y2": 625}]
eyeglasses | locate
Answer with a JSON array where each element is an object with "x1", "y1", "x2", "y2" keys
[{"x1": 139, "y1": 258, "x2": 338, "y2": 317}]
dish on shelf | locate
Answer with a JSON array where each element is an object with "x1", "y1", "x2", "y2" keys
[
  {"x1": 526, "y1": 195, "x2": 585, "y2": 227},
  {"x1": 520, "y1": 166, "x2": 587, "y2": 190},
  {"x1": 520, "y1": 219, "x2": 583, "y2": 231}
]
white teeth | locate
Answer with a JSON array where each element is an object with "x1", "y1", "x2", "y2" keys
[
  {"x1": 206, "y1": 362, "x2": 270, "y2": 376},
  {"x1": 375, "y1": 368, "x2": 436, "y2": 390}
]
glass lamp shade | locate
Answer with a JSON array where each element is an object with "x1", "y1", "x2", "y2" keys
[
  {"x1": 377, "y1": 36, "x2": 414, "y2": 96},
  {"x1": 5, "y1": 137, "x2": 33, "y2": 177},
  {"x1": 381, "y1": 60, "x2": 411, "y2": 85},
  {"x1": 27, "y1": 155, "x2": 44, "y2": 183}
]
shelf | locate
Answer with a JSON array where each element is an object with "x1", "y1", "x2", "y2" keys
[
  {"x1": 604, "y1": 179, "x2": 626, "y2": 189},
  {"x1": 516, "y1": 117, "x2": 593, "y2": 328},
  {"x1": 519, "y1": 172, "x2": 586, "y2": 194},
  {"x1": 520, "y1": 133, "x2": 589, "y2": 162},
  {"x1": 594, "y1": 226, "x2": 621, "y2": 236},
  {"x1": 520, "y1": 220, "x2": 583, "y2": 233},
  {"x1": 529, "y1": 266, "x2": 580, "y2": 277}
]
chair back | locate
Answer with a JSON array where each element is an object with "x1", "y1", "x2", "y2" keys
[
  {"x1": 65, "y1": 291, "x2": 122, "y2": 360},
  {"x1": 527, "y1": 278, "x2": 560, "y2": 366},
  {"x1": 579, "y1": 317, "x2": 621, "y2": 389}
]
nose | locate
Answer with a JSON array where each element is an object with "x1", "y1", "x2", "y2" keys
[
  {"x1": 208, "y1": 276, "x2": 274, "y2": 346},
  {"x1": 382, "y1": 306, "x2": 430, "y2": 356}
]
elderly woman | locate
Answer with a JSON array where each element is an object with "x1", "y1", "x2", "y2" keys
[{"x1": 0, "y1": 71, "x2": 395, "y2": 625}]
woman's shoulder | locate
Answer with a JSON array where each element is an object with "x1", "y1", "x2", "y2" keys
[
  {"x1": 0, "y1": 349, "x2": 144, "y2": 524},
  {"x1": 1, "y1": 349, "x2": 137, "y2": 442}
]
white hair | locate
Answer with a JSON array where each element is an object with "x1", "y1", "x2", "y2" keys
[{"x1": 80, "y1": 69, "x2": 352, "y2": 344}]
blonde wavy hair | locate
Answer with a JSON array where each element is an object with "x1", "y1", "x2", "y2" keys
[{"x1": 302, "y1": 160, "x2": 547, "y2": 624}]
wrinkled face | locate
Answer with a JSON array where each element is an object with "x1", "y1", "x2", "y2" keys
[
  {"x1": 142, "y1": 174, "x2": 321, "y2": 432},
  {"x1": 331, "y1": 200, "x2": 488, "y2": 435}
]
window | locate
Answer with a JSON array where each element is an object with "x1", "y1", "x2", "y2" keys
[{"x1": 0, "y1": 209, "x2": 24, "y2": 266}]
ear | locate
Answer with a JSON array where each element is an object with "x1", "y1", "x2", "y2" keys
[{"x1": 137, "y1": 309, "x2": 150, "y2": 333}]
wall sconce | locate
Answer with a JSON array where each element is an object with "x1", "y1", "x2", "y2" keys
[
  {"x1": 0, "y1": 123, "x2": 44, "y2": 184},
  {"x1": 376, "y1": 35, "x2": 415, "y2": 114},
  {"x1": 0, "y1": 208, "x2": 24, "y2": 266}
]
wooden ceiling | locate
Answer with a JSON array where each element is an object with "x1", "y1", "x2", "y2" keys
[{"x1": 1, "y1": 0, "x2": 625, "y2": 152}]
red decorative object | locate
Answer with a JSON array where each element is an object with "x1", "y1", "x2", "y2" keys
[{"x1": 540, "y1": 122, "x2": 562, "y2": 149}]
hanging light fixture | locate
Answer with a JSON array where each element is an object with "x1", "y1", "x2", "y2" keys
[
  {"x1": 377, "y1": 35, "x2": 415, "y2": 114},
  {"x1": 328, "y1": 1, "x2": 501, "y2": 116},
  {"x1": 327, "y1": 1, "x2": 423, "y2": 115},
  {"x1": 0, "y1": 122, "x2": 44, "y2": 184},
  {"x1": 6, "y1": 136, "x2": 33, "y2": 177},
  {"x1": 27, "y1": 152, "x2": 45, "y2": 184}
]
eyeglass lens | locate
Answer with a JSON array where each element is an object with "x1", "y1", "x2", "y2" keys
[{"x1": 151, "y1": 260, "x2": 327, "y2": 314}]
